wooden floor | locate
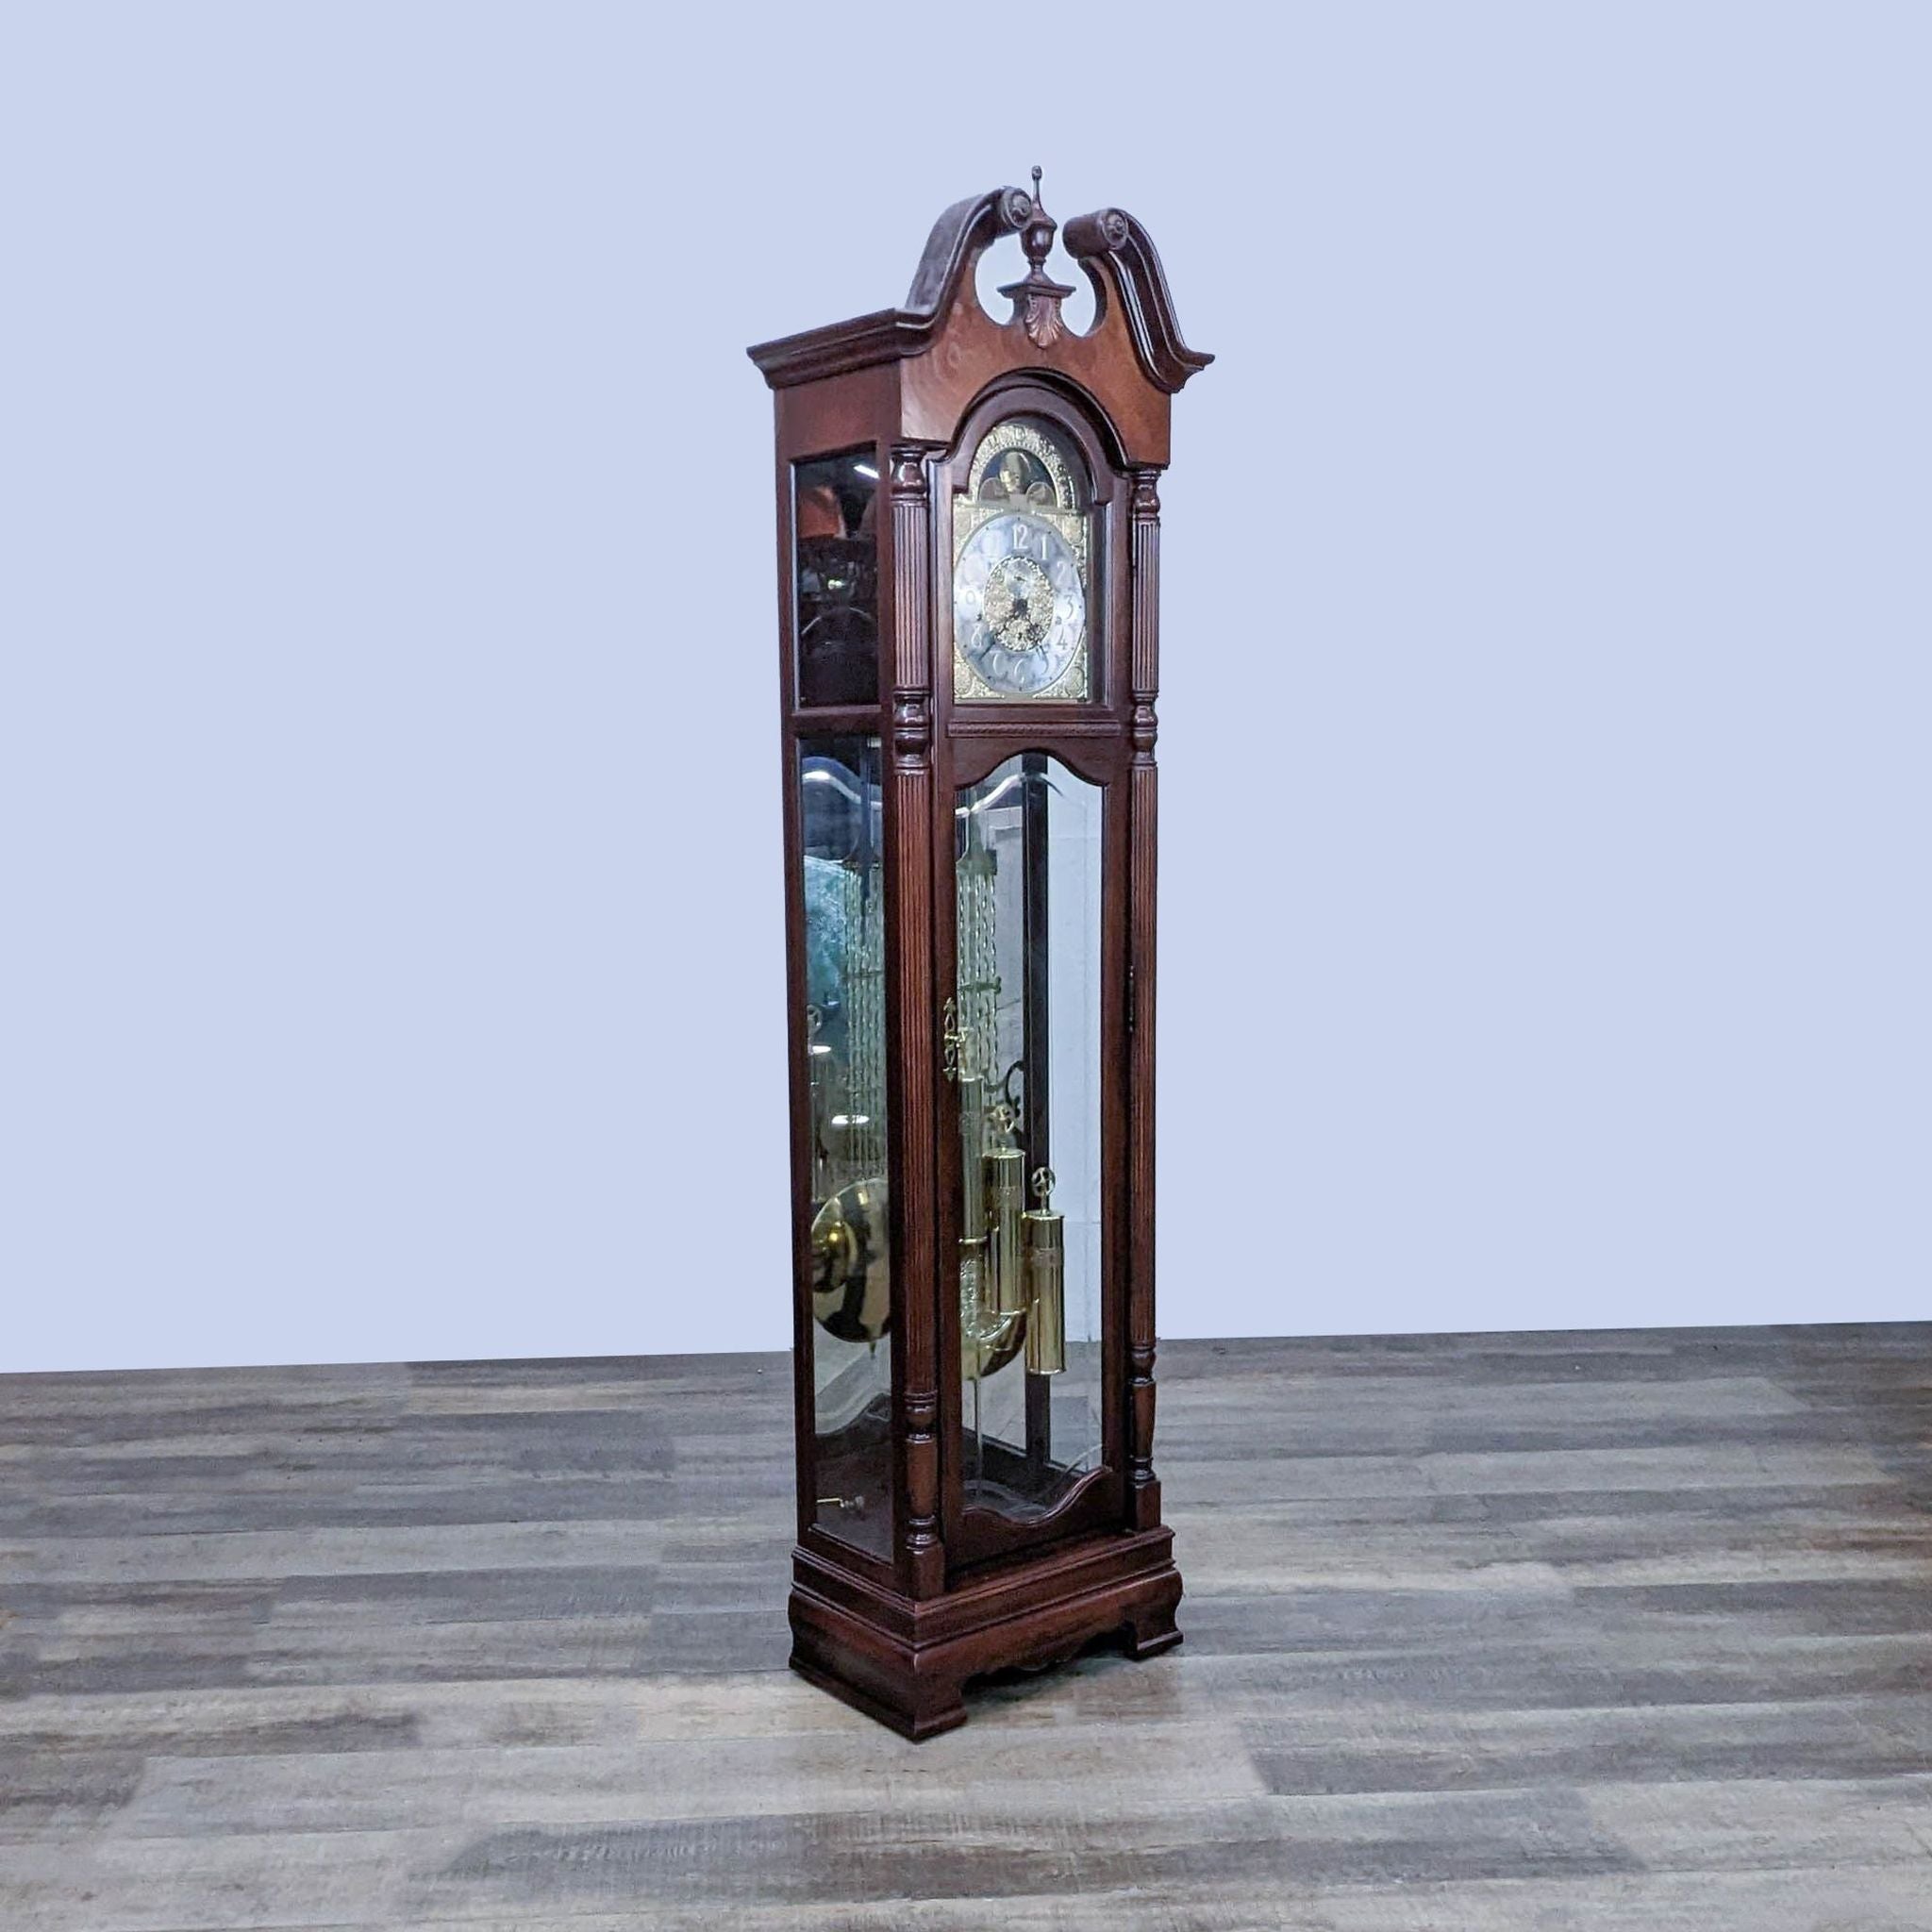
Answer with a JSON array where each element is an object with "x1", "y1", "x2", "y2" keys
[{"x1": 1, "y1": 1324, "x2": 1928, "y2": 1929}]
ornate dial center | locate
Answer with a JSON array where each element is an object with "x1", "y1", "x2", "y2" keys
[{"x1": 982, "y1": 556, "x2": 1055, "y2": 652}]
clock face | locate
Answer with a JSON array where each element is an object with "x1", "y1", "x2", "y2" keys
[
  {"x1": 954, "y1": 511, "x2": 1086, "y2": 699},
  {"x1": 953, "y1": 418, "x2": 1092, "y2": 702}
]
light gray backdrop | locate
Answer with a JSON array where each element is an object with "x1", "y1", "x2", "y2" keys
[{"x1": 4, "y1": 4, "x2": 1926, "y2": 1372}]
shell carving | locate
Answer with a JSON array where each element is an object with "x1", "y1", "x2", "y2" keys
[{"x1": 1021, "y1": 291, "x2": 1065, "y2": 350}]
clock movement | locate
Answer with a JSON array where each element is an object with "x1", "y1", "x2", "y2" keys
[{"x1": 749, "y1": 173, "x2": 1210, "y2": 1737}]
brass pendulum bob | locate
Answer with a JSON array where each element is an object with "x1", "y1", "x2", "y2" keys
[
  {"x1": 808, "y1": 1175, "x2": 891, "y2": 1345},
  {"x1": 1024, "y1": 1166, "x2": 1065, "y2": 1375}
]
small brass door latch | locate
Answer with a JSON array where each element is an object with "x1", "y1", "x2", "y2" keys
[{"x1": 941, "y1": 995, "x2": 963, "y2": 1082}]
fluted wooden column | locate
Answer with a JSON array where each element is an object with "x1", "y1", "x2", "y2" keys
[
  {"x1": 1125, "y1": 465, "x2": 1163, "y2": 1533},
  {"x1": 885, "y1": 439, "x2": 947, "y2": 1598}
]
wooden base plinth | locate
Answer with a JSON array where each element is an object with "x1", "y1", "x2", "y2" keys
[{"x1": 788, "y1": 1526, "x2": 1182, "y2": 1740}]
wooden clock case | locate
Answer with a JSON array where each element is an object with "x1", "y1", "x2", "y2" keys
[{"x1": 749, "y1": 179, "x2": 1210, "y2": 1738}]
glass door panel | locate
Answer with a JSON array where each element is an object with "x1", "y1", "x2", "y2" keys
[{"x1": 951, "y1": 752, "x2": 1105, "y2": 1524}]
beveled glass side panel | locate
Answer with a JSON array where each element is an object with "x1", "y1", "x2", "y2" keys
[
  {"x1": 952, "y1": 753, "x2": 1105, "y2": 1522},
  {"x1": 794, "y1": 452, "x2": 878, "y2": 708},
  {"x1": 799, "y1": 735, "x2": 892, "y2": 1557}
]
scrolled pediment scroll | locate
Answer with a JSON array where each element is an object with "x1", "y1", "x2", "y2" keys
[
  {"x1": 904, "y1": 185, "x2": 1035, "y2": 318},
  {"x1": 1062, "y1": 208, "x2": 1213, "y2": 394},
  {"x1": 749, "y1": 186, "x2": 1035, "y2": 389}
]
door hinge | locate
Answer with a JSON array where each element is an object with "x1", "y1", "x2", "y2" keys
[{"x1": 1126, "y1": 963, "x2": 1136, "y2": 1035}]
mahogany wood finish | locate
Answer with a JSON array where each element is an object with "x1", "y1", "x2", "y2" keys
[{"x1": 750, "y1": 180, "x2": 1210, "y2": 1737}]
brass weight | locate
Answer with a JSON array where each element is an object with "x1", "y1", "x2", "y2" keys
[
  {"x1": 1023, "y1": 1166, "x2": 1065, "y2": 1375},
  {"x1": 983, "y1": 1144, "x2": 1026, "y2": 1317}
]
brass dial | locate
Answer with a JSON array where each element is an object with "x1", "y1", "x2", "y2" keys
[
  {"x1": 953, "y1": 511, "x2": 1086, "y2": 698},
  {"x1": 953, "y1": 418, "x2": 1091, "y2": 702}
]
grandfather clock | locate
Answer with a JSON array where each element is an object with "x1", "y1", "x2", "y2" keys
[{"x1": 749, "y1": 175, "x2": 1210, "y2": 1738}]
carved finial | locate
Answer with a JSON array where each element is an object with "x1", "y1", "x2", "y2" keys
[
  {"x1": 1003, "y1": 164, "x2": 1074, "y2": 350},
  {"x1": 1019, "y1": 165, "x2": 1055, "y2": 270}
]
